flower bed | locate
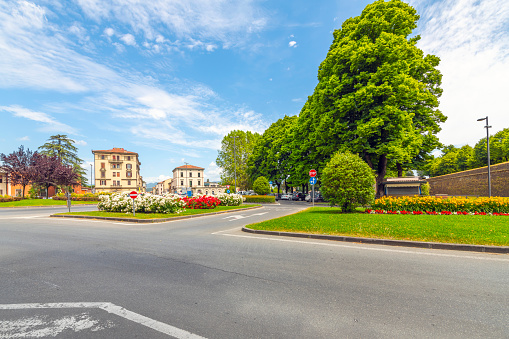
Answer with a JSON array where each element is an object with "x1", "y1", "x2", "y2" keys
[
  {"x1": 0, "y1": 195, "x2": 22, "y2": 202},
  {"x1": 98, "y1": 192, "x2": 244, "y2": 214},
  {"x1": 53, "y1": 192, "x2": 107, "y2": 201},
  {"x1": 367, "y1": 209, "x2": 509, "y2": 216},
  {"x1": 372, "y1": 196, "x2": 509, "y2": 214}
]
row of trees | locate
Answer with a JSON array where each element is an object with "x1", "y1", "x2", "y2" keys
[
  {"x1": 0, "y1": 135, "x2": 84, "y2": 198},
  {"x1": 425, "y1": 128, "x2": 509, "y2": 177},
  {"x1": 217, "y1": 0, "x2": 446, "y2": 197}
]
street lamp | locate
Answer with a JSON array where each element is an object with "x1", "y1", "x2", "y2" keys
[
  {"x1": 90, "y1": 164, "x2": 93, "y2": 193},
  {"x1": 477, "y1": 116, "x2": 492, "y2": 197}
]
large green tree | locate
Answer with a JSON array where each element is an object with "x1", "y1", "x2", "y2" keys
[
  {"x1": 247, "y1": 116, "x2": 297, "y2": 194},
  {"x1": 295, "y1": 0, "x2": 446, "y2": 197},
  {"x1": 216, "y1": 130, "x2": 261, "y2": 190},
  {"x1": 38, "y1": 134, "x2": 86, "y2": 185}
]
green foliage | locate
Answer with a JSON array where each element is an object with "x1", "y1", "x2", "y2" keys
[
  {"x1": 293, "y1": 0, "x2": 445, "y2": 197},
  {"x1": 244, "y1": 195, "x2": 275, "y2": 203},
  {"x1": 420, "y1": 182, "x2": 430, "y2": 196},
  {"x1": 321, "y1": 152, "x2": 376, "y2": 212},
  {"x1": 38, "y1": 134, "x2": 86, "y2": 184},
  {"x1": 252, "y1": 176, "x2": 270, "y2": 195},
  {"x1": 216, "y1": 130, "x2": 261, "y2": 190}
]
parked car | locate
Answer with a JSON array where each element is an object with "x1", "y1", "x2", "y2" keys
[
  {"x1": 292, "y1": 192, "x2": 306, "y2": 201},
  {"x1": 281, "y1": 194, "x2": 291, "y2": 200},
  {"x1": 305, "y1": 192, "x2": 326, "y2": 202}
]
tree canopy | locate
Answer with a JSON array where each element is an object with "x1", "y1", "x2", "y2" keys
[
  {"x1": 216, "y1": 130, "x2": 261, "y2": 190},
  {"x1": 294, "y1": 0, "x2": 445, "y2": 197},
  {"x1": 38, "y1": 134, "x2": 86, "y2": 184}
]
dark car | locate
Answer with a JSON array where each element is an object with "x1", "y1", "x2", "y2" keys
[{"x1": 291, "y1": 192, "x2": 306, "y2": 201}]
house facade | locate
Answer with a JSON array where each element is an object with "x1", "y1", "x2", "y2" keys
[
  {"x1": 92, "y1": 148, "x2": 143, "y2": 193},
  {"x1": 170, "y1": 165, "x2": 229, "y2": 195},
  {"x1": 0, "y1": 169, "x2": 10, "y2": 196}
]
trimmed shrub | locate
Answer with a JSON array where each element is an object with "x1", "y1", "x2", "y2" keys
[
  {"x1": 216, "y1": 193, "x2": 245, "y2": 206},
  {"x1": 0, "y1": 195, "x2": 22, "y2": 203},
  {"x1": 421, "y1": 182, "x2": 430, "y2": 196},
  {"x1": 253, "y1": 176, "x2": 270, "y2": 195},
  {"x1": 321, "y1": 152, "x2": 376, "y2": 212},
  {"x1": 244, "y1": 195, "x2": 275, "y2": 203}
]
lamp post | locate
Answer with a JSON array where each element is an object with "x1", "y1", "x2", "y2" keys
[
  {"x1": 477, "y1": 116, "x2": 492, "y2": 197},
  {"x1": 232, "y1": 135, "x2": 238, "y2": 193}
]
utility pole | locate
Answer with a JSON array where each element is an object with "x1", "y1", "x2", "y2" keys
[
  {"x1": 184, "y1": 161, "x2": 189, "y2": 196},
  {"x1": 90, "y1": 163, "x2": 93, "y2": 193},
  {"x1": 477, "y1": 116, "x2": 492, "y2": 197}
]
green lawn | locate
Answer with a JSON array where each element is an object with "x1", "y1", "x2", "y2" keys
[
  {"x1": 247, "y1": 207, "x2": 509, "y2": 246},
  {"x1": 0, "y1": 199, "x2": 98, "y2": 207},
  {"x1": 56, "y1": 204, "x2": 260, "y2": 219}
]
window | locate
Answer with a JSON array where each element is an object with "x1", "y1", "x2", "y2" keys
[
  {"x1": 127, "y1": 156, "x2": 131, "y2": 161},
  {"x1": 189, "y1": 172, "x2": 192, "y2": 177},
  {"x1": 126, "y1": 172, "x2": 132, "y2": 178},
  {"x1": 0, "y1": 189, "x2": 3, "y2": 195},
  {"x1": 101, "y1": 172, "x2": 105, "y2": 178},
  {"x1": 0, "y1": 177, "x2": 2, "y2": 183},
  {"x1": 198, "y1": 173, "x2": 200, "y2": 177},
  {"x1": 101, "y1": 155, "x2": 105, "y2": 160},
  {"x1": 128, "y1": 180, "x2": 131, "y2": 185},
  {"x1": 126, "y1": 164, "x2": 132, "y2": 169},
  {"x1": 189, "y1": 180, "x2": 192, "y2": 187},
  {"x1": 113, "y1": 172, "x2": 116, "y2": 177},
  {"x1": 181, "y1": 172, "x2": 183, "y2": 177},
  {"x1": 181, "y1": 180, "x2": 184, "y2": 186},
  {"x1": 16, "y1": 189, "x2": 22, "y2": 197},
  {"x1": 100, "y1": 180, "x2": 106, "y2": 185},
  {"x1": 101, "y1": 162, "x2": 105, "y2": 168},
  {"x1": 198, "y1": 180, "x2": 201, "y2": 186}
]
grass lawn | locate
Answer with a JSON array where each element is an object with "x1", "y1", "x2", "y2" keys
[
  {"x1": 56, "y1": 204, "x2": 260, "y2": 219},
  {"x1": 0, "y1": 199, "x2": 98, "y2": 207},
  {"x1": 247, "y1": 207, "x2": 509, "y2": 246}
]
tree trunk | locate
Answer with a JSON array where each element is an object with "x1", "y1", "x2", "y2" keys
[
  {"x1": 376, "y1": 155, "x2": 387, "y2": 198},
  {"x1": 397, "y1": 163, "x2": 403, "y2": 178}
]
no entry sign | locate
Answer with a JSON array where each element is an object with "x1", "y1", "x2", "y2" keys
[
  {"x1": 309, "y1": 169, "x2": 317, "y2": 177},
  {"x1": 129, "y1": 191, "x2": 138, "y2": 199}
]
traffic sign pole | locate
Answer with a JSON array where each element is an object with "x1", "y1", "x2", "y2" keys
[{"x1": 129, "y1": 191, "x2": 138, "y2": 216}]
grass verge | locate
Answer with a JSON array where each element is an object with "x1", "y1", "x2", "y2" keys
[
  {"x1": 0, "y1": 199, "x2": 98, "y2": 207},
  {"x1": 247, "y1": 207, "x2": 509, "y2": 246},
  {"x1": 56, "y1": 204, "x2": 260, "y2": 219}
]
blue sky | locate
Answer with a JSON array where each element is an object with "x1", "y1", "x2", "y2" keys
[{"x1": 1, "y1": 0, "x2": 508, "y2": 184}]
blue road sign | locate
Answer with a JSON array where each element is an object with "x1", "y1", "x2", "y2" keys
[
  {"x1": 226, "y1": 189, "x2": 230, "y2": 193},
  {"x1": 187, "y1": 190, "x2": 192, "y2": 197},
  {"x1": 269, "y1": 181, "x2": 273, "y2": 185},
  {"x1": 309, "y1": 177, "x2": 317, "y2": 185}
]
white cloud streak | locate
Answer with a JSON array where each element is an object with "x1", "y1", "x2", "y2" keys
[
  {"x1": 1, "y1": 105, "x2": 77, "y2": 133},
  {"x1": 410, "y1": 0, "x2": 509, "y2": 146}
]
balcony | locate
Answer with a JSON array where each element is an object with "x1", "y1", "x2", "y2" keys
[{"x1": 109, "y1": 159, "x2": 123, "y2": 163}]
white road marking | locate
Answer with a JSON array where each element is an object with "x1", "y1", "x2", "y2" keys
[
  {"x1": 250, "y1": 212, "x2": 268, "y2": 216},
  {"x1": 219, "y1": 233, "x2": 509, "y2": 262},
  {"x1": 223, "y1": 212, "x2": 269, "y2": 221},
  {"x1": 0, "y1": 302, "x2": 206, "y2": 339},
  {"x1": 211, "y1": 226, "x2": 241, "y2": 235},
  {"x1": 0, "y1": 215, "x2": 49, "y2": 220}
]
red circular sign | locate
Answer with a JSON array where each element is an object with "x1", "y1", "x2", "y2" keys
[
  {"x1": 129, "y1": 191, "x2": 138, "y2": 199},
  {"x1": 309, "y1": 169, "x2": 317, "y2": 177}
]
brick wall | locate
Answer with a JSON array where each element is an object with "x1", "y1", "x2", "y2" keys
[{"x1": 426, "y1": 161, "x2": 509, "y2": 197}]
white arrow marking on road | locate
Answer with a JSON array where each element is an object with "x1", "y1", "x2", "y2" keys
[
  {"x1": 223, "y1": 212, "x2": 268, "y2": 221},
  {"x1": 0, "y1": 302, "x2": 207, "y2": 339},
  {"x1": 250, "y1": 212, "x2": 268, "y2": 216}
]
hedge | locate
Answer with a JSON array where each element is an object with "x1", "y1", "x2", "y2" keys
[
  {"x1": 0, "y1": 196, "x2": 22, "y2": 203},
  {"x1": 244, "y1": 195, "x2": 276, "y2": 203}
]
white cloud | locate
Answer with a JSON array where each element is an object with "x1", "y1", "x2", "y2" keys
[
  {"x1": 18, "y1": 136, "x2": 30, "y2": 141},
  {"x1": 1, "y1": 105, "x2": 77, "y2": 134},
  {"x1": 204, "y1": 162, "x2": 221, "y2": 181},
  {"x1": 410, "y1": 0, "x2": 509, "y2": 147},
  {"x1": 104, "y1": 27, "x2": 114, "y2": 36},
  {"x1": 120, "y1": 33, "x2": 136, "y2": 46},
  {"x1": 288, "y1": 41, "x2": 297, "y2": 48},
  {"x1": 75, "y1": 140, "x2": 88, "y2": 146}
]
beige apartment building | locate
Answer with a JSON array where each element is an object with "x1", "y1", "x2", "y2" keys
[
  {"x1": 170, "y1": 164, "x2": 229, "y2": 195},
  {"x1": 0, "y1": 169, "x2": 9, "y2": 196},
  {"x1": 92, "y1": 148, "x2": 143, "y2": 193}
]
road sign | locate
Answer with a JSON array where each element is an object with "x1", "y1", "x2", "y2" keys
[
  {"x1": 269, "y1": 181, "x2": 273, "y2": 185},
  {"x1": 309, "y1": 169, "x2": 317, "y2": 177},
  {"x1": 129, "y1": 191, "x2": 138, "y2": 199},
  {"x1": 226, "y1": 189, "x2": 230, "y2": 194},
  {"x1": 309, "y1": 177, "x2": 317, "y2": 185},
  {"x1": 226, "y1": 185, "x2": 230, "y2": 189}
]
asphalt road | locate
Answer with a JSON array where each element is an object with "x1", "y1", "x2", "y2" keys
[{"x1": 0, "y1": 201, "x2": 508, "y2": 338}]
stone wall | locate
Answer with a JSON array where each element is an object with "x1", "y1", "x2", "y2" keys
[{"x1": 426, "y1": 161, "x2": 509, "y2": 197}]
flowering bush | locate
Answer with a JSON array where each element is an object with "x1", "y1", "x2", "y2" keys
[
  {"x1": 183, "y1": 195, "x2": 221, "y2": 209},
  {"x1": 98, "y1": 193, "x2": 186, "y2": 214},
  {"x1": 372, "y1": 196, "x2": 509, "y2": 214},
  {"x1": 215, "y1": 193, "x2": 245, "y2": 206}
]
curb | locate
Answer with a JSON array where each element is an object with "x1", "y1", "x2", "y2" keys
[
  {"x1": 50, "y1": 205, "x2": 263, "y2": 223},
  {"x1": 241, "y1": 227, "x2": 509, "y2": 254}
]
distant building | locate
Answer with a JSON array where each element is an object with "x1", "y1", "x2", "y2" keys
[
  {"x1": 0, "y1": 169, "x2": 10, "y2": 196},
  {"x1": 92, "y1": 148, "x2": 143, "y2": 193},
  {"x1": 381, "y1": 177, "x2": 427, "y2": 196},
  {"x1": 170, "y1": 165, "x2": 229, "y2": 195}
]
